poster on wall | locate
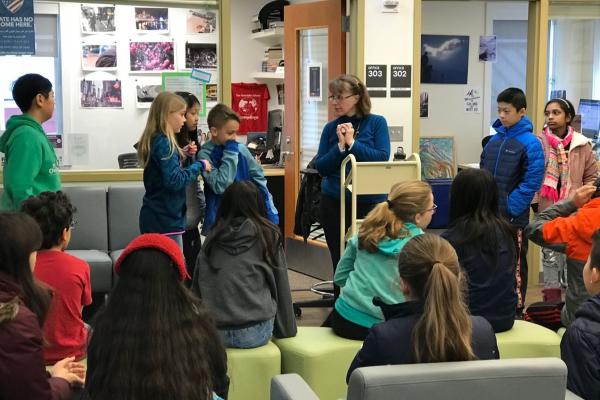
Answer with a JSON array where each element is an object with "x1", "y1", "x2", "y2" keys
[
  {"x1": 205, "y1": 83, "x2": 217, "y2": 102},
  {"x1": 80, "y1": 4, "x2": 115, "y2": 34},
  {"x1": 307, "y1": 62, "x2": 322, "y2": 102},
  {"x1": 80, "y1": 79, "x2": 122, "y2": 108},
  {"x1": 185, "y1": 43, "x2": 217, "y2": 69},
  {"x1": 186, "y1": 9, "x2": 216, "y2": 34},
  {"x1": 130, "y1": 41, "x2": 175, "y2": 72},
  {"x1": 421, "y1": 35, "x2": 469, "y2": 84},
  {"x1": 135, "y1": 7, "x2": 169, "y2": 33},
  {"x1": 420, "y1": 92, "x2": 429, "y2": 118},
  {"x1": 135, "y1": 78, "x2": 162, "y2": 108},
  {"x1": 419, "y1": 136, "x2": 456, "y2": 180},
  {"x1": 81, "y1": 44, "x2": 117, "y2": 70},
  {"x1": 464, "y1": 87, "x2": 481, "y2": 113},
  {"x1": 0, "y1": 0, "x2": 35, "y2": 55},
  {"x1": 478, "y1": 35, "x2": 496, "y2": 62},
  {"x1": 161, "y1": 72, "x2": 206, "y2": 116}
]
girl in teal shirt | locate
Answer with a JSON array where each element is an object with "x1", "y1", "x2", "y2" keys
[{"x1": 328, "y1": 180, "x2": 435, "y2": 340}]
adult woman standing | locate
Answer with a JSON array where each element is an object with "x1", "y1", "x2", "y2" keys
[
  {"x1": 315, "y1": 75, "x2": 390, "y2": 298},
  {"x1": 534, "y1": 98, "x2": 598, "y2": 289}
]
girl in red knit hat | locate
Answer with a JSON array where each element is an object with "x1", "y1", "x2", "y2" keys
[{"x1": 86, "y1": 233, "x2": 228, "y2": 400}]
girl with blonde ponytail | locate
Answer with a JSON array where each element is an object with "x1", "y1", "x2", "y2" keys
[
  {"x1": 326, "y1": 180, "x2": 434, "y2": 340},
  {"x1": 347, "y1": 234, "x2": 498, "y2": 380}
]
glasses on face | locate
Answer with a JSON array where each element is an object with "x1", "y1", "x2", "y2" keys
[
  {"x1": 328, "y1": 94, "x2": 355, "y2": 103},
  {"x1": 427, "y1": 204, "x2": 438, "y2": 214}
]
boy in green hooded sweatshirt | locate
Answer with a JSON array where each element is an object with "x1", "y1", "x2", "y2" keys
[{"x1": 0, "y1": 74, "x2": 61, "y2": 210}]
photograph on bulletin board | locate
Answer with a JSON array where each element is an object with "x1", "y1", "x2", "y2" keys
[
  {"x1": 186, "y1": 9, "x2": 217, "y2": 34},
  {"x1": 421, "y1": 35, "x2": 469, "y2": 84},
  {"x1": 206, "y1": 84, "x2": 217, "y2": 102},
  {"x1": 161, "y1": 72, "x2": 206, "y2": 117},
  {"x1": 81, "y1": 4, "x2": 115, "y2": 34},
  {"x1": 135, "y1": 80, "x2": 163, "y2": 108},
  {"x1": 185, "y1": 43, "x2": 217, "y2": 69},
  {"x1": 81, "y1": 44, "x2": 117, "y2": 71},
  {"x1": 135, "y1": 7, "x2": 169, "y2": 33},
  {"x1": 80, "y1": 79, "x2": 122, "y2": 108},
  {"x1": 129, "y1": 41, "x2": 175, "y2": 72},
  {"x1": 419, "y1": 136, "x2": 456, "y2": 180}
]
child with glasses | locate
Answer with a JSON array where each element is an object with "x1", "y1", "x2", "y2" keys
[
  {"x1": 324, "y1": 180, "x2": 434, "y2": 340},
  {"x1": 20, "y1": 191, "x2": 92, "y2": 365},
  {"x1": 442, "y1": 169, "x2": 517, "y2": 332}
]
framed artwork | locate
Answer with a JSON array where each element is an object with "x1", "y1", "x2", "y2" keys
[
  {"x1": 421, "y1": 34, "x2": 469, "y2": 84},
  {"x1": 419, "y1": 136, "x2": 456, "y2": 180}
]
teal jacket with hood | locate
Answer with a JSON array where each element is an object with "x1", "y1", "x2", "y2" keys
[
  {"x1": 334, "y1": 224, "x2": 424, "y2": 328},
  {"x1": 0, "y1": 114, "x2": 60, "y2": 210}
]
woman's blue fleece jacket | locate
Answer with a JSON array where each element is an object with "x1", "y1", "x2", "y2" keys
[{"x1": 480, "y1": 116, "x2": 544, "y2": 227}]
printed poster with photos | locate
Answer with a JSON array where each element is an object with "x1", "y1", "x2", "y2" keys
[
  {"x1": 135, "y1": 77, "x2": 163, "y2": 108},
  {"x1": 81, "y1": 4, "x2": 115, "y2": 34},
  {"x1": 162, "y1": 72, "x2": 206, "y2": 117},
  {"x1": 81, "y1": 43, "x2": 117, "y2": 70},
  {"x1": 135, "y1": 7, "x2": 169, "y2": 33},
  {"x1": 80, "y1": 79, "x2": 122, "y2": 108},
  {"x1": 130, "y1": 41, "x2": 175, "y2": 72},
  {"x1": 186, "y1": 9, "x2": 216, "y2": 34},
  {"x1": 185, "y1": 43, "x2": 217, "y2": 70}
]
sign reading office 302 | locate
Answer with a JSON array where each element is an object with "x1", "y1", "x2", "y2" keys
[{"x1": 0, "y1": 0, "x2": 35, "y2": 56}]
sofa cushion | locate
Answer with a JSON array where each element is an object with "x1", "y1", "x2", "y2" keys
[
  {"x1": 66, "y1": 250, "x2": 112, "y2": 293},
  {"x1": 107, "y1": 185, "x2": 145, "y2": 252},
  {"x1": 62, "y1": 186, "x2": 108, "y2": 251},
  {"x1": 496, "y1": 320, "x2": 561, "y2": 358}
]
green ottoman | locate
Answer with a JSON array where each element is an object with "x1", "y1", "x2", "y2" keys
[
  {"x1": 496, "y1": 320, "x2": 561, "y2": 358},
  {"x1": 557, "y1": 327, "x2": 566, "y2": 338},
  {"x1": 274, "y1": 327, "x2": 363, "y2": 400},
  {"x1": 226, "y1": 341, "x2": 281, "y2": 400}
]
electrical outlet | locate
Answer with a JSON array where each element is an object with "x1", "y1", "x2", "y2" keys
[{"x1": 389, "y1": 126, "x2": 403, "y2": 141}]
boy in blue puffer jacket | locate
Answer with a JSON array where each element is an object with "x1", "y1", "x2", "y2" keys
[
  {"x1": 199, "y1": 104, "x2": 278, "y2": 235},
  {"x1": 480, "y1": 87, "x2": 544, "y2": 313}
]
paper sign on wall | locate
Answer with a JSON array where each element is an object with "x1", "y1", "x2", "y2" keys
[
  {"x1": 464, "y1": 87, "x2": 481, "y2": 114},
  {"x1": 307, "y1": 62, "x2": 322, "y2": 102},
  {"x1": 0, "y1": 0, "x2": 35, "y2": 55},
  {"x1": 365, "y1": 64, "x2": 386, "y2": 98}
]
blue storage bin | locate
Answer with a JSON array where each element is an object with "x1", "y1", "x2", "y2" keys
[{"x1": 427, "y1": 178, "x2": 452, "y2": 229}]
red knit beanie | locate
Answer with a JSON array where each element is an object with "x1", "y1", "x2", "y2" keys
[{"x1": 114, "y1": 234, "x2": 190, "y2": 281}]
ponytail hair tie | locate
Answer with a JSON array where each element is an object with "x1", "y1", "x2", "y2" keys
[{"x1": 386, "y1": 199, "x2": 393, "y2": 208}]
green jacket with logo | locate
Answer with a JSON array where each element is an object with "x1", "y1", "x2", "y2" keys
[{"x1": 0, "y1": 114, "x2": 61, "y2": 210}]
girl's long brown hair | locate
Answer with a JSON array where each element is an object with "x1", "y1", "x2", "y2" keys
[
  {"x1": 398, "y1": 234, "x2": 475, "y2": 363},
  {"x1": 358, "y1": 180, "x2": 431, "y2": 252},
  {"x1": 137, "y1": 91, "x2": 186, "y2": 167}
]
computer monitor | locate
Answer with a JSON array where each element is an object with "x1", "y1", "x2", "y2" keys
[{"x1": 578, "y1": 99, "x2": 600, "y2": 140}]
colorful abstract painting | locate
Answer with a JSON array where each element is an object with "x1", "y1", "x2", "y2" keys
[{"x1": 419, "y1": 136, "x2": 456, "y2": 180}]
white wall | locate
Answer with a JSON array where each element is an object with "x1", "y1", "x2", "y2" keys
[
  {"x1": 59, "y1": 3, "x2": 219, "y2": 168},
  {"x1": 420, "y1": 1, "x2": 485, "y2": 165},
  {"x1": 363, "y1": 1, "x2": 414, "y2": 156}
]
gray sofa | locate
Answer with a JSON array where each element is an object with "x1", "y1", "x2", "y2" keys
[
  {"x1": 63, "y1": 184, "x2": 145, "y2": 293},
  {"x1": 271, "y1": 358, "x2": 583, "y2": 400}
]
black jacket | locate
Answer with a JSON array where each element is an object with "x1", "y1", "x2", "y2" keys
[
  {"x1": 347, "y1": 300, "x2": 499, "y2": 382},
  {"x1": 293, "y1": 159, "x2": 322, "y2": 241},
  {"x1": 442, "y1": 226, "x2": 517, "y2": 332},
  {"x1": 561, "y1": 294, "x2": 600, "y2": 400}
]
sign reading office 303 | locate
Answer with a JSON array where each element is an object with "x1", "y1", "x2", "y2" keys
[{"x1": 0, "y1": 0, "x2": 35, "y2": 56}]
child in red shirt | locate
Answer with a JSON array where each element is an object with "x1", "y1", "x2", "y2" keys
[{"x1": 21, "y1": 191, "x2": 92, "y2": 364}]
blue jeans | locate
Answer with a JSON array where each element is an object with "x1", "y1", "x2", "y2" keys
[{"x1": 220, "y1": 319, "x2": 274, "y2": 349}]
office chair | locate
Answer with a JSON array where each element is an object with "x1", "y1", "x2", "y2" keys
[{"x1": 117, "y1": 152, "x2": 139, "y2": 169}]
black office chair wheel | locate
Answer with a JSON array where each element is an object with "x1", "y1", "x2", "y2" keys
[{"x1": 293, "y1": 304, "x2": 302, "y2": 318}]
